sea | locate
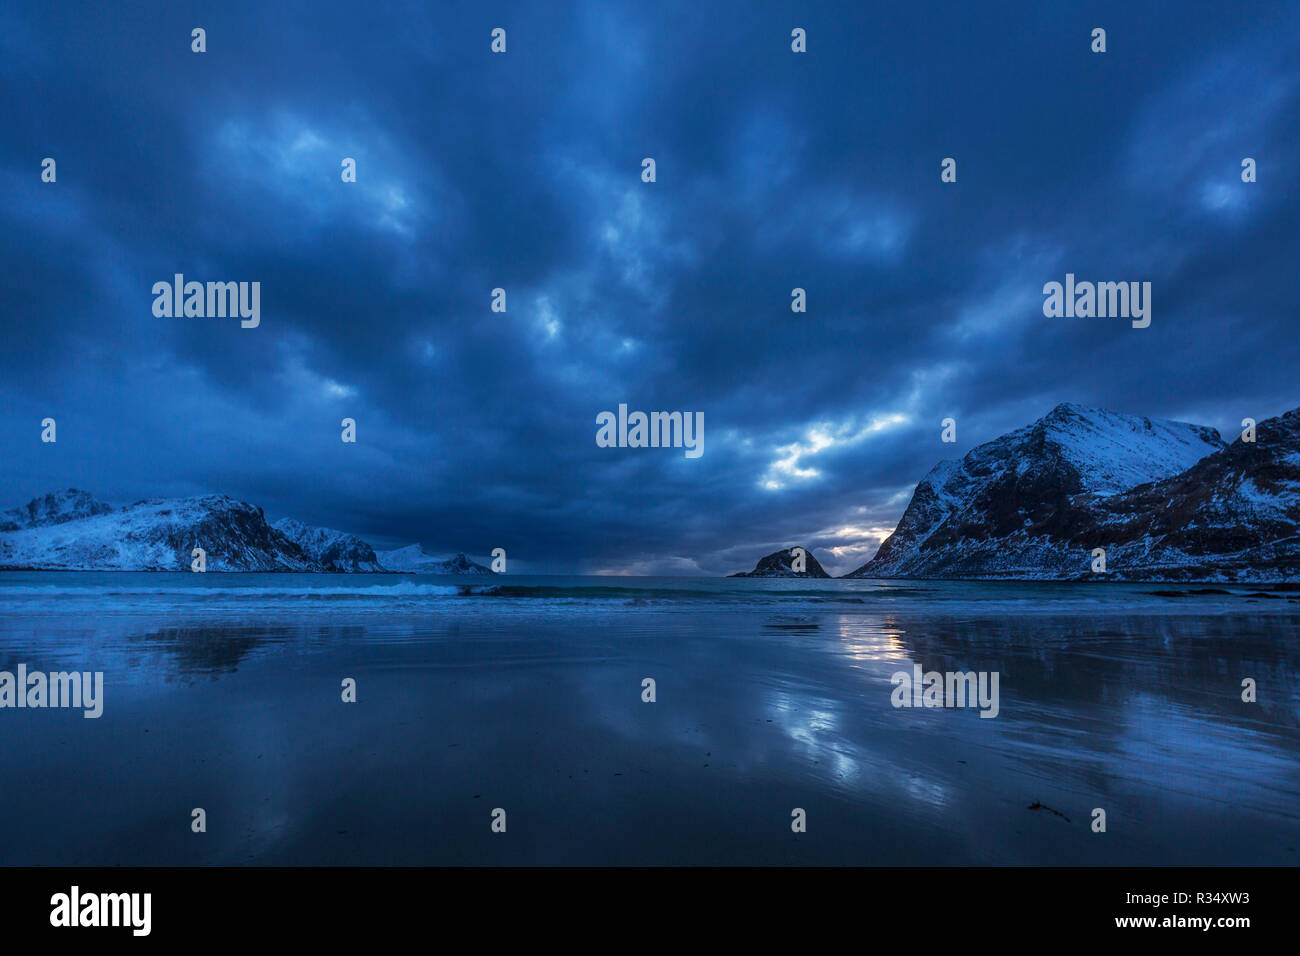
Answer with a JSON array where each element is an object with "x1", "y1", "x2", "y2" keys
[{"x1": 0, "y1": 572, "x2": 1297, "y2": 865}]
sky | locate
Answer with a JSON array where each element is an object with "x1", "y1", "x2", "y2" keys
[{"x1": 1, "y1": 1, "x2": 1297, "y2": 575}]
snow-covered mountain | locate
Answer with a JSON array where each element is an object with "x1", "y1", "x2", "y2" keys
[
  {"x1": 0, "y1": 488, "x2": 115, "y2": 531},
  {"x1": 0, "y1": 492, "x2": 321, "y2": 571},
  {"x1": 729, "y1": 546, "x2": 831, "y2": 577},
  {"x1": 376, "y1": 545, "x2": 493, "y2": 574},
  {"x1": 0, "y1": 489, "x2": 499, "y2": 573},
  {"x1": 843, "y1": 402, "x2": 1292, "y2": 580},
  {"x1": 272, "y1": 518, "x2": 384, "y2": 572},
  {"x1": 1089, "y1": 407, "x2": 1300, "y2": 581}
]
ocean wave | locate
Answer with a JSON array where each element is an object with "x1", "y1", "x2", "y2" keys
[{"x1": 0, "y1": 579, "x2": 924, "y2": 604}]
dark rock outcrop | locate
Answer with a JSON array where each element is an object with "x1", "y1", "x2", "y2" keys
[{"x1": 730, "y1": 546, "x2": 831, "y2": 577}]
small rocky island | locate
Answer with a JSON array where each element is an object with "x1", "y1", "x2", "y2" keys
[{"x1": 730, "y1": 546, "x2": 831, "y2": 578}]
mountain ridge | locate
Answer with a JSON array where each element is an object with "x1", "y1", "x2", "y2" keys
[
  {"x1": 0, "y1": 489, "x2": 487, "y2": 573},
  {"x1": 375, "y1": 544, "x2": 493, "y2": 574},
  {"x1": 844, "y1": 402, "x2": 1298, "y2": 581}
]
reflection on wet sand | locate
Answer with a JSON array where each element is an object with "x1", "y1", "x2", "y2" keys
[{"x1": 0, "y1": 585, "x2": 1296, "y2": 865}]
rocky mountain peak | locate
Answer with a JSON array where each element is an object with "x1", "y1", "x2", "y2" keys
[
  {"x1": 845, "y1": 403, "x2": 1297, "y2": 581},
  {"x1": 0, "y1": 488, "x2": 115, "y2": 532}
]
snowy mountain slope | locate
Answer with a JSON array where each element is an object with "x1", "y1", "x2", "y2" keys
[
  {"x1": 0, "y1": 488, "x2": 115, "y2": 531},
  {"x1": 0, "y1": 494, "x2": 318, "y2": 571},
  {"x1": 845, "y1": 403, "x2": 1240, "y2": 580},
  {"x1": 1090, "y1": 407, "x2": 1300, "y2": 580},
  {"x1": 1025, "y1": 403, "x2": 1227, "y2": 497},
  {"x1": 376, "y1": 545, "x2": 493, "y2": 574},
  {"x1": 0, "y1": 489, "x2": 499, "y2": 573},
  {"x1": 272, "y1": 518, "x2": 384, "y2": 572}
]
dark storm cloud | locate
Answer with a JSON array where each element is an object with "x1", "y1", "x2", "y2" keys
[{"x1": 1, "y1": 1, "x2": 1297, "y2": 574}]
